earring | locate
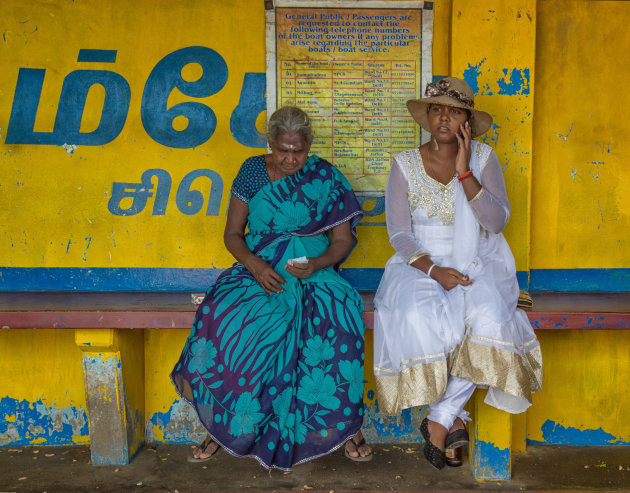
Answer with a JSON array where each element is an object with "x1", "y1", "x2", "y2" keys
[{"x1": 433, "y1": 137, "x2": 439, "y2": 151}]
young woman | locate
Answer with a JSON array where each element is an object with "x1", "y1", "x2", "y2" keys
[{"x1": 373, "y1": 77, "x2": 542, "y2": 469}]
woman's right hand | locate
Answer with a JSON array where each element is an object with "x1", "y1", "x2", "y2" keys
[
  {"x1": 244, "y1": 256, "x2": 286, "y2": 294},
  {"x1": 430, "y1": 266, "x2": 473, "y2": 291}
]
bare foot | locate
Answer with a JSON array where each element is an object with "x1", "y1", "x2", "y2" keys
[
  {"x1": 192, "y1": 435, "x2": 220, "y2": 460},
  {"x1": 345, "y1": 430, "x2": 373, "y2": 459}
]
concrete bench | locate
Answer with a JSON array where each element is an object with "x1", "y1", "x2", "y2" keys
[{"x1": 2, "y1": 291, "x2": 629, "y2": 479}]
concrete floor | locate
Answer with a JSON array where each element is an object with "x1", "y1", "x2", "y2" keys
[{"x1": 1, "y1": 443, "x2": 629, "y2": 493}]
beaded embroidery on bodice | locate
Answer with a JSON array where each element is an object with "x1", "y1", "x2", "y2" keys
[
  {"x1": 404, "y1": 148, "x2": 456, "y2": 225},
  {"x1": 398, "y1": 143, "x2": 492, "y2": 226}
]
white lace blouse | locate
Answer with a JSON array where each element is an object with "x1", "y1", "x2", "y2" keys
[{"x1": 385, "y1": 145, "x2": 511, "y2": 263}]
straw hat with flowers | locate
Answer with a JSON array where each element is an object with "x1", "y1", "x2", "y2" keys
[{"x1": 406, "y1": 77, "x2": 493, "y2": 138}]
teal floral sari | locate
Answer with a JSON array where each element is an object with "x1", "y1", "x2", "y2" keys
[{"x1": 171, "y1": 155, "x2": 366, "y2": 470}]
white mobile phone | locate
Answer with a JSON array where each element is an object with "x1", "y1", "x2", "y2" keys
[{"x1": 287, "y1": 256, "x2": 308, "y2": 265}]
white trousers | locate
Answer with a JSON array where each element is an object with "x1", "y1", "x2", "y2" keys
[{"x1": 427, "y1": 376, "x2": 476, "y2": 430}]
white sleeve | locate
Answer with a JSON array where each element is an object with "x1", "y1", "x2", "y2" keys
[
  {"x1": 386, "y1": 159, "x2": 429, "y2": 261},
  {"x1": 469, "y1": 150, "x2": 511, "y2": 234}
]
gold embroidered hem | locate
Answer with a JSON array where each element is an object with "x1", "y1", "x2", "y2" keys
[
  {"x1": 451, "y1": 334, "x2": 543, "y2": 401},
  {"x1": 374, "y1": 359, "x2": 448, "y2": 415},
  {"x1": 374, "y1": 334, "x2": 543, "y2": 415}
]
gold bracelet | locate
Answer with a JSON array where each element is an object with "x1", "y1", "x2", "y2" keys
[
  {"x1": 407, "y1": 252, "x2": 429, "y2": 265},
  {"x1": 469, "y1": 187, "x2": 485, "y2": 204}
]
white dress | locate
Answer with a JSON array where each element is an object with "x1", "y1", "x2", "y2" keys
[{"x1": 373, "y1": 140, "x2": 543, "y2": 415}]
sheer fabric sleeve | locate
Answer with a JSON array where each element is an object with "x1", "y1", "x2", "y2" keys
[
  {"x1": 469, "y1": 150, "x2": 511, "y2": 234},
  {"x1": 386, "y1": 159, "x2": 429, "y2": 261}
]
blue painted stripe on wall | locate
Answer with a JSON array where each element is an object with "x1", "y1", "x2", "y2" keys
[
  {"x1": 0, "y1": 267, "x2": 627, "y2": 292},
  {"x1": 0, "y1": 267, "x2": 222, "y2": 292},
  {"x1": 530, "y1": 268, "x2": 630, "y2": 292}
]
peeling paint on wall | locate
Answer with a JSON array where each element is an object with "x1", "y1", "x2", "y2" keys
[
  {"x1": 61, "y1": 143, "x2": 77, "y2": 155},
  {"x1": 463, "y1": 58, "x2": 530, "y2": 96},
  {"x1": 531, "y1": 420, "x2": 630, "y2": 446},
  {"x1": 0, "y1": 396, "x2": 89, "y2": 446},
  {"x1": 362, "y1": 400, "x2": 427, "y2": 443},
  {"x1": 147, "y1": 399, "x2": 206, "y2": 444},
  {"x1": 497, "y1": 68, "x2": 530, "y2": 95},
  {"x1": 463, "y1": 58, "x2": 487, "y2": 93},
  {"x1": 555, "y1": 123, "x2": 574, "y2": 142},
  {"x1": 472, "y1": 439, "x2": 510, "y2": 480}
]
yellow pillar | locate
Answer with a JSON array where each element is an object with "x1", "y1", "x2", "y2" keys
[
  {"x1": 469, "y1": 389, "x2": 512, "y2": 480},
  {"x1": 451, "y1": 0, "x2": 537, "y2": 289},
  {"x1": 450, "y1": 0, "x2": 537, "y2": 477}
]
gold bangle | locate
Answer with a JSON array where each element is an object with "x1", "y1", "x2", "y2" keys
[
  {"x1": 407, "y1": 252, "x2": 429, "y2": 265},
  {"x1": 469, "y1": 187, "x2": 485, "y2": 204}
]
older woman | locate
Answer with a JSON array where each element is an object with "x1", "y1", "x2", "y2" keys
[
  {"x1": 373, "y1": 77, "x2": 543, "y2": 469},
  {"x1": 171, "y1": 106, "x2": 372, "y2": 470}
]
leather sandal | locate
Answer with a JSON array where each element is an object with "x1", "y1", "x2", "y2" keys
[
  {"x1": 445, "y1": 419, "x2": 469, "y2": 450},
  {"x1": 187, "y1": 436, "x2": 221, "y2": 463},
  {"x1": 420, "y1": 418, "x2": 446, "y2": 470}
]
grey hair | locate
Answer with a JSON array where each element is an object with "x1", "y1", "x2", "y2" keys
[{"x1": 266, "y1": 106, "x2": 314, "y2": 146}]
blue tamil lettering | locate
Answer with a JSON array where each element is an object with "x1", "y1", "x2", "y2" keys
[
  {"x1": 141, "y1": 46, "x2": 228, "y2": 149},
  {"x1": 108, "y1": 169, "x2": 172, "y2": 216},
  {"x1": 6, "y1": 51, "x2": 131, "y2": 145},
  {"x1": 176, "y1": 169, "x2": 224, "y2": 216},
  {"x1": 230, "y1": 73, "x2": 266, "y2": 148}
]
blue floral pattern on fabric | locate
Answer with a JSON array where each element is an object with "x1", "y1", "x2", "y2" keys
[
  {"x1": 171, "y1": 155, "x2": 366, "y2": 471},
  {"x1": 187, "y1": 339, "x2": 217, "y2": 374},
  {"x1": 230, "y1": 393, "x2": 265, "y2": 436},
  {"x1": 303, "y1": 335, "x2": 335, "y2": 367},
  {"x1": 339, "y1": 359, "x2": 365, "y2": 404}
]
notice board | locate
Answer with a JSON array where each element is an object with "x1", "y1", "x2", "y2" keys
[{"x1": 266, "y1": 0, "x2": 433, "y2": 192}]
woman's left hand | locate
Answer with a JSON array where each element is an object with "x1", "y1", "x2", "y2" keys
[
  {"x1": 285, "y1": 258, "x2": 316, "y2": 279},
  {"x1": 455, "y1": 120, "x2": 472, "y2": 176}
]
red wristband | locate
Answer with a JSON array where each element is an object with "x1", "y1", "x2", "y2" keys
[{"x1": 457, "y1": 170, "x2": 473, "y2": 182}]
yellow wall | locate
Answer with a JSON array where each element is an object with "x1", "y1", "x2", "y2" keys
[
  {"x1": 3, "y1": 0, "x2": 627, "y2": 286},
  {"x1": 0, "y1": 330, "x2": 88, "y2": 445},
  {"x1": 451, "y1": 0, "x2": 536, "y2": 273},
  {"x1": 0, "y1": 0, "x2": 266, "y2": 270},
  {"x1": 528, "y1": 330, "x2": 630, "y2": 445},
  {"x1": 0, "y1": 0, "x2": 542, "y2": 282},
  {"x1": 2, "y1": 0, "x2": 630, "y2": 451},
  {"x1": 531, "y1": 0, "x2": 630, "y2": 270},
  {"x1": 144, "y1": 330, "x2": 192, "y2": 443}
]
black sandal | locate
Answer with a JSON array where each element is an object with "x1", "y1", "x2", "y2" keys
[
  {"x1": 420, "y1": 418, "x2": 446, "y2": 470},
  {"x1": 344, "y1": 434, "x2": 373, "y2": 462},
  {"x1": 445, "y1": 419, "x2": 469, "y2": 450}
]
